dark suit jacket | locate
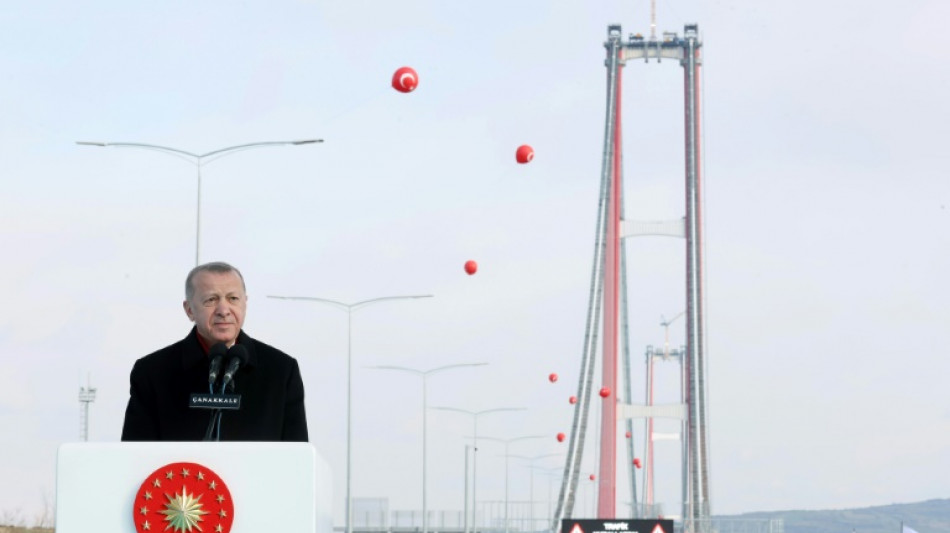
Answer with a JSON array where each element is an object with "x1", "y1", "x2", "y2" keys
[{"x1": 121, "y1": 327, "x2": 308, "y2": 441}]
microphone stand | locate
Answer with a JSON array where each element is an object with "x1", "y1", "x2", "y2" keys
[
  {"x1": 212, "y1": 379, "x2": 236, "y2": 441},
  {"x1": 203, "y1": 381, "x2": 223, "y2": 441},
  {"x1": 203, "y1": 346, "x2": 227, "y2": 441}
]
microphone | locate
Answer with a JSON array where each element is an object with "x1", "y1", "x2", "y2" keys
[
  {"x1": 207, "y1": 343, "x2": 228, "y2": 391},
  {"x1": 220, "y1": 344, "x2": 249, "y2": 393},
  {"x1": 210, "y1": 344, "x2": 249, "y2": 440}
]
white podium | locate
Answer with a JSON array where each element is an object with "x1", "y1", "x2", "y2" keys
[{"x1": 56, "y1": 442, "x2": 332, "y2": 533}]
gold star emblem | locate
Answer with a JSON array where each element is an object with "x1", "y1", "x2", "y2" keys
[
  {"x1": 181, "y1": 468, "x2": 190, "y2": 477},
  {"x1": 140, "y1": 506, "x2": 149, "y2": 515},
  {"x1": 152, "y1": 479, "x2": 162, "y2": 488},
  {"x1": 160, "y1": 487, "x2": 208, "y2": 532},
  {"x1": 215, "y1": 525, "x2": 223, "y2": 533},
  {"x1": 215, "y1": 495, "x2": 225, "y2": 503},
  {"x1": 218, "y1": 509, "x2": 227, "y2": 518},
  {"x1": 144, "y1": 491, "x2": 153, "y2": 500},
  {"x1": 165, "y1": 470, "x2": 174, "y2": 480},
  {"x1": 143, "y1": 520, "x2": 151, "y2": 531},
  {"x1": 208, "y1": 481, "x2": 217, "y2": 490},
  {"x1": 196, "y1": 472, "x2": 205, "y2": 481}
]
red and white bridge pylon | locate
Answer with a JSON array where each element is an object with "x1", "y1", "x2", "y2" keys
[{"x1": 552, "y1": 23, "x2": 709, "y2": 532}]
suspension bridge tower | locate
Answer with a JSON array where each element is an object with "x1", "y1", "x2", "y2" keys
[{"x1": 553, "y1": 22, "x2": 710, "y2": 533}]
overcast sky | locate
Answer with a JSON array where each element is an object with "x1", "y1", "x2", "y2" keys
[{"x1": 0, "y1": 0, "x2": 948, "y2": 526}]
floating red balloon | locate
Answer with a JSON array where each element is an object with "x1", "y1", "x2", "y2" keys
[
  {"x1": 599, "y1": 387, "x2": 611, "y2": 398},
  {"x1": 633, "y1": 458, "x2": 642, "y2": 469},
  {"x1": 589, "y1": 474, "x2": 596, "y2": 481},
  {"x1": 625, "y1": 431, "x2": 632, "y2": 439},
  {"x1": 557, "y1": 432, "x2": 566, "y2": 443},
  {"x1": 515, "y1": 144, "x2": 534, "y2": 164},
  {"x1": 569, "y1": 395, "x2": 577, "y2": 405},
  {"x1": 392, "y1": 66, "x2": 419, "y2": 93},
  {"x1": 548, "y1": 373, "x2": 558, "y2": 383},
  {"x1": 464, "y1": 260, "x2": 478, "y2": 275}
]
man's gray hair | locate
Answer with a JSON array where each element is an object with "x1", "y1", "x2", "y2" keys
[{"x1": 185, "y1": 261, "x2": 246, "y2": 300}]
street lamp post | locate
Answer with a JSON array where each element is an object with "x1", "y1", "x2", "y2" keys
[
  {"x1": 477, "y1": 435, "x2": 545, "y2": 533},
  {"x1": 464, "y1": 444, "x2": 472, "y2": 533},
  {"x1": 370, "y1": 363, "x2": 488, "y2": 533},
  {"x1": 510, "y1": 453, "x2": 561, "y2": 532},
  {"x1": 268, "y1": 294, "x2": 432, "y2": 533},
  {"x1": 430, "y1": 406, "x2": 526, "y2": 533},
  {"x1": 77, "y1": 139, "x2": 323, "y2": 265},
  {"x1": 529, "y1": 466, "x2": 562, "y2": 530}
]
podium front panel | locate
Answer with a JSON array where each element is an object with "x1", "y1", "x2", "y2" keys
[{"x1": 56, "y1": 442, "x2": 332, "y2": 533}]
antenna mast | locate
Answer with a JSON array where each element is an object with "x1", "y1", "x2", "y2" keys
[
  {"x1": 650, "y1": 0, "x2": 657, "y2": 40},
  {"x1": 78, "y1": 376, "x2": 96, "y2": 441}
]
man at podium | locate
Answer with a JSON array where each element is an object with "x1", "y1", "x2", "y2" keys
[{"x1": 121, "y1": 261, "x2": 309, "y2": 441}]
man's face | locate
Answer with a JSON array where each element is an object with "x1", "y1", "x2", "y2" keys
[{"x1": 183, "y1": 270, "x2": 247, "y2": 346}]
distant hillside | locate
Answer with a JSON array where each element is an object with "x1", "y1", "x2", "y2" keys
[{"x1": 717, "y1": 498, "x2": 950, "y2": 533}]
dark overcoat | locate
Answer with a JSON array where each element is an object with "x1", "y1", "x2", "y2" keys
[{"x1": 121, "y1": 327, "x2": 308, "y2": 441}]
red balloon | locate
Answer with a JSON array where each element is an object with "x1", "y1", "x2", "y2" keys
[
  {"x1": 633, "y1": 458, "x2": 642, "y2": 469},
  {"x1": 599, "y1": 387, "x2": 611, "y2": 398},
  {"x1": 464, "y1": 260, "x2": 478, "y2": 275},
  {"x1": 548, "y1": 373, "x2": 558, "y2": 383},
  {"x1": 625, "y1": 431, "x2": 632, "y2": 439},
  {"x1": 589, "y1": 474, "x2": 596, "y2": 481},
  {"x1": 557, "y1": 432, "x2": 566, "y2": 442},
  {"x1": 515, "y1": 144, "x2": 534, "y2": 164},
  {"x1": 569, "y1": 395, "x2": 577, "y2": 405},
  {"x1": 392, "y1": 66, "x2": 419, "y2": 93}
]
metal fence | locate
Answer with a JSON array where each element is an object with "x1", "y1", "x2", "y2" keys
[
  {"x1": 678, "y1": 519, "x2": 784, "y2": 533},
  {"x1": 346, "y1": 504, "x2": 783, "y2": 533}
]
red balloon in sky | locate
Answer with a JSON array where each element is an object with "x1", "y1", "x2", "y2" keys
[
  {"x1": 392, "y1": 66, "x2": 419, "y2": 93},
  {"x1": 589, "y1": 474, "x2": 596, "y2": 481},
  {"x1": 625, "y1": 431, "x2": 632, "y2": 439},
  {"x1": 515, "y1": 144, "x2": 534, "y2": 164},
  {"x1": 599, "y1": 387, "x2": 611, "y2": 398},
  {"x1": 569, "y1": 395, "x2": 577, "y2": 405},
  {"x1": 633, "y1": 458, "x2": 642, "y2": 469},
  {"x1": 464, "y1": 260, "x2": 478, "y2": 275},
  {"x1": 548, "y1": 373, "x2": 558, "y2": 383},
  {"x1": 557, "y1": 432, "x2": 566, "y2": 443}
]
